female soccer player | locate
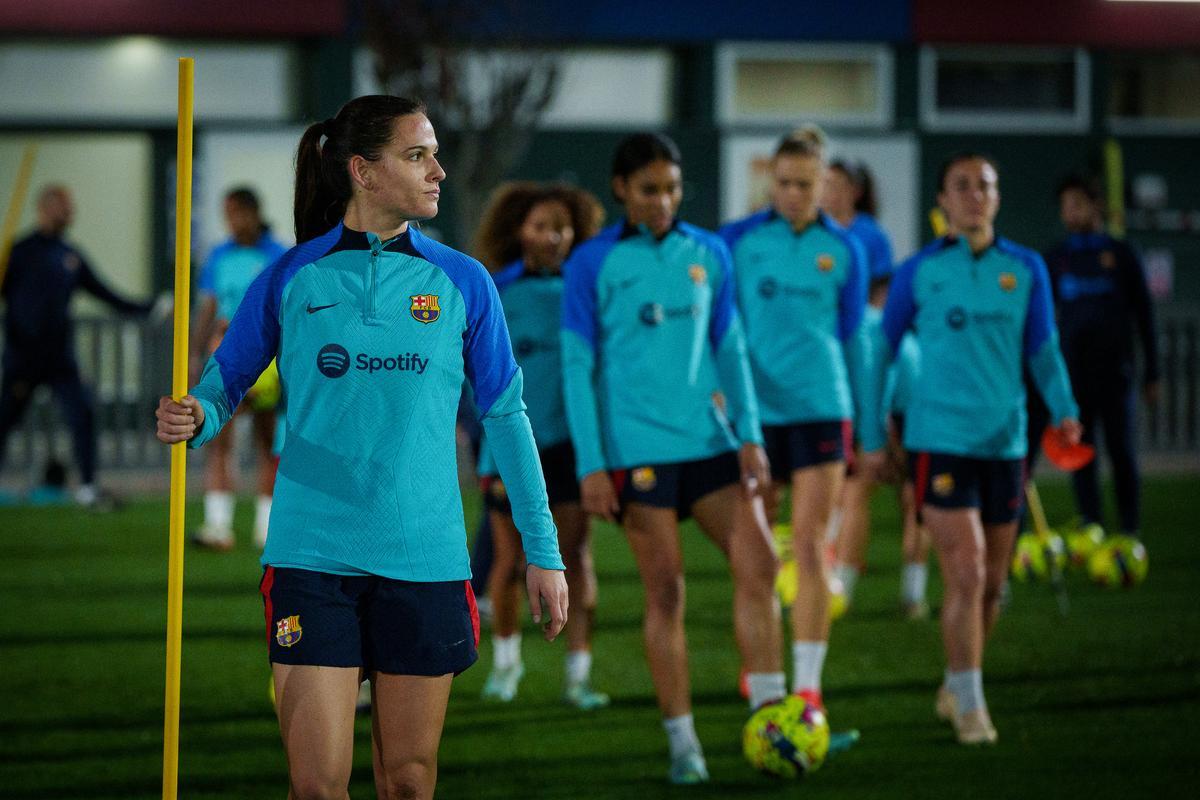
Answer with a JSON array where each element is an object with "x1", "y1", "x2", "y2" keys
[
  {"x1": 190, "y1": 187, "x2": 287, "y2": 550},
  {"x1": 861, "y1": 153, "x2": 1081, "y2": 745},
  {"x1": 719, "y1": 127, "x2": 869, "y2": 716},
  {"x1": 821, "y1": 160, "x2": 894, "y2": 611},
  {"x1": 472, "y1": 181, "x2": 609, "y2": 708},
  {"x1": 156, "y1": 95, "x2": 568, "y2": 800},
  {"x1": 562, "y1": 133, "x2": 783, "y2": 784}
]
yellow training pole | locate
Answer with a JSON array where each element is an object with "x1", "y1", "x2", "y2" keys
[
  {"x1": 0, "y1": 143, "x2": 38, "y2": 287},
  {"x1": 163, "y1": 56, "x2": 193, "y2": 800}
]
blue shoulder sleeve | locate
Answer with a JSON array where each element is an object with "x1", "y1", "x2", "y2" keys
[
  {"x1": 836, "y1": 226, "x2": 872, "y2": 435},
  {"x1": 411, "y1": 229, "x2": 562, "y2": 570},
  {"x1": 717, "y1": 208, "x2": 772, "y2": 252},
  {"x1": 190, "y1": 224, "x2": 343, "y2": 448},
  {"x1": 561, "y1": 226, "x2": 620, "y2": 478},
  {"x1": 1018, "y1": 245, "x2": 1079, "y2": 424},
  {"x1": 691, "y1": 225, "x2": 762, "y2": 446}
]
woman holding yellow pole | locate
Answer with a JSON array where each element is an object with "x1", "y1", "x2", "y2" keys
[{"x1": 156, "y1": 95, "x2": 567, "y2": 799}]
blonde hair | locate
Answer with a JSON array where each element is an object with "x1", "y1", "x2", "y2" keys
[{"x1": 774, "y1": 124, "x2": 827, "y2": 162}]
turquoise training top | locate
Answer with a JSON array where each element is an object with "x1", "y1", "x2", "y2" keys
[
  {"x1": 861, "y1": 235, "x2": 1078, "y2": 459},
  {"x1": 197, "y1": 231, "x2": 288, "y2": 322},
  {"x1": 719, "y1": 210, "x2": 871, "y2": 427},
  {"x1": 477, "y1": 259, "x2": 570, "y2": 477},
  {"x1": 188, "y1": 223, "x2": 564, "y2": 580},
  {"x1": 561, "y1": 220, "x2": 763, "y2": 480}
]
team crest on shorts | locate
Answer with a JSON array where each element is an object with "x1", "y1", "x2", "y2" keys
[
  {"x1": 632, "y1": 467, "x2": 657, "y2": 492},
  {"x1": 490, "y1": 479, "x2": 507, "y2": 499},
  {"x1": 1100, "y1": 251, "x2": 1116, "y2": 270},
  {"x1": 816, "y1": 254, "x2": 834, "y2": 272},
  {"x1": 932, "y1": 473, "x2": 955, "y2": 497},
  {"x1": 276, "y1": 615, "x2": 302, "y2": 647},
  {"x1": 411, "y1": 294, "x2": 441, "y2": 323},
  {"x1": 998, "y1": 272, "x2": 1017, "y2": 292},
  {"x1": 689, "y1": 264, "x2": 708, "y2": 285}
]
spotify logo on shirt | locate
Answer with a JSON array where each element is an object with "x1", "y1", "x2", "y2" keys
[{"x1": 316, "y1": 344, "x2": 429, "y2": 379}]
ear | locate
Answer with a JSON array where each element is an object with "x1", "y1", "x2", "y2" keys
[
  {"x1": 611, "y1": 175, "x2": 628, "y2": 205},
  {"x1": 348, "y1": 154, "x2": 372, "y2": 192}
]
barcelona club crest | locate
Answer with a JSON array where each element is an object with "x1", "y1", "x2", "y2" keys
[
  {"x1": 998, "y1": 272, "x2": 1017, "y2": 292},
  {"x1": 932, "y1": 473, "x2": 955, "y2": 497},
  {"x1": 411, "y1": 294, "x2": 440, "y2": 324},
  {"x1": 688, "y1": 264, "x2": 708, "y2": 285},
  {"x1": 816, "y1": 254, "x2": 835, "y2": 272},
  {"x1": 276, "y1": 615, "x2": 302, "y2": 648},
  {"x1": 632, "y1": 467, "x2": 657, "y2": 492}
]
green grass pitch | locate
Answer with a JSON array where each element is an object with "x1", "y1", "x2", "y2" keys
[{"x1": 2, "y1": 476, "x2": 1198, "y2": 798}]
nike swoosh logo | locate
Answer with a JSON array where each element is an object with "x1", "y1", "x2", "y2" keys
[{"x1": 306, "y1": 302, "x2": 339, "y2": 314}]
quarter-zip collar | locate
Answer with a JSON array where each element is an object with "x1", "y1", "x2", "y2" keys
[{"x1": 619, "y1": 218, "x2": 681, "y2": 242}]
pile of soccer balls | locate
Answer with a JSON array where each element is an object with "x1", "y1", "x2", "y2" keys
[
  {"x1": 743, "y1": 694, "x2": 830, "y2": 779},
  {"x1": 1011, "y1": 523, "x2": 1148, "y2": 588}
]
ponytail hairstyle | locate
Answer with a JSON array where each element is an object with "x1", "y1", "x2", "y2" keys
[
  {"x1": 294, "y1": 95, "x2": 427, "y2": 242},
  {"x1": 828, "y1": 159, "x2": 880, "y2": 217},
  {"x1": 774, "y1": 123, "x2": 827, "y2": 162}
]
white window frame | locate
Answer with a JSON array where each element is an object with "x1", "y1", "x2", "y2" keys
[
  {"x1": 919, "y1": 46, "x2": 1091, "y2": 134},
  {"x1": 715, "y1": 42, "x2": 894, "y2": 130}
]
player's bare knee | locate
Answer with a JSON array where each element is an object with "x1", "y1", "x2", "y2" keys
[
  {"x1": 289, "y1": 774, "x2": 349, "y2": 800},
  {"x1": 646, "y1": 575, "x2": 685, "y2": 618},
  {"x1": 380, "y1": 760, "x2": 432, "y2": 800}
]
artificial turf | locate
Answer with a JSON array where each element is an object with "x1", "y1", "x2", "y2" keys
[{"x1": 1, "y1": 475, "x2": 1197, "y2": 799}]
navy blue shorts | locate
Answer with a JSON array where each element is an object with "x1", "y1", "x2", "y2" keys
[
  {"x1": 762, "y1": 420, "x2": 853, "y2": 480},
  {"x1": 483, "y1": 440, "x2": 580, "y2": 513},
  {"x1": 260, "y1": 567, "x2": 480, "y2": 676},
  {"x1": 611, "y1": 450, "x2": 741, "y2": 521},
  {"x1": 909, "y1": 451, "x2": 1025, "y2": 524}
]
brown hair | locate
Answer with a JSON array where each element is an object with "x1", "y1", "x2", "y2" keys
[
  {"x1": 473, "y1": 182, "x2": 605, "y2": 271},
  {"x1": 293, "y1": 95, "x2": 427, "y2": 242}
]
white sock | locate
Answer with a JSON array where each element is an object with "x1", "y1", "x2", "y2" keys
[
  {"x1": 746, "y1": 672, "x2": 787, "y2": 710},
  {"x1": 492, "y1": 633, "x2": 521, "y2": 669},
  {"x1": 825, "y1": 507, "x2": 844, "y2": 543},
  {"x1": 75, "y1": 484, "x2": 97, "y2": 505},
  {"x1": 204, "y1": 491, "x2": 234, "y2": 532},
  {"x1": 254, "y1": 494, "x2": 272, "y2": 546},
  {"x1": 833, "y1": 564, "x2": 860, "y2": 600},
  {"x1": 946, "y1": 669, "x2": 985, "y2": 715},
  {"x1": 791, "y1": 641, "x2": 828, "y2": 695},
  {"x1": 663, "y1": 714, "x2": 702, "y2": 760},
  {"x1": 902, "y1": 562, "x2": 928, "y2": 605},
  {"x1": 565, "y1": 649, "x2": 592, "y2": 687}
]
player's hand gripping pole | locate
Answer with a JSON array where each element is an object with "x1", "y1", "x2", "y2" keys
[{"x1": 163, "y1": 57, "x2": 193, "y2": 800}]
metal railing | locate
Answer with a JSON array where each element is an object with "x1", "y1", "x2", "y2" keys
[{"x1": 0, "y1": 304, "x2": 1197, "y2": 482}]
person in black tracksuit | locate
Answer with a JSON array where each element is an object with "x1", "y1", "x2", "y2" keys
[
  {"x1": 0, "y1": 185, "x2": 152, "y2": 504},
  {"x1": 1042, "y1": 175, "x2": 1160, "y2": 537}
]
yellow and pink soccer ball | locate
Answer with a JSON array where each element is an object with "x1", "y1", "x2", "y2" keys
[
  {"x1": 1010, "y1": 532, "x2": 1067, "y2": 582},
  {"x1": 1087, "y1": 535, "x2": 1148, "y2": 589},
  {"x1": 742, "y1": 694, "x2": 830, "y2": 779},
  {"x1": 1066, "y1": 523, "x2": 1106, "y2": 570}
]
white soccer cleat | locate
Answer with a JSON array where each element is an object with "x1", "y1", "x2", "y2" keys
[
  {"x1": 668, "y1": 750, "x2": 709, "y2": 785},
  {"x1": 953, "y1": 708, "x2": 998, "y2": 745},
  {"x1": 481, "y1": 662, "x2": 524, "y2": 702}
]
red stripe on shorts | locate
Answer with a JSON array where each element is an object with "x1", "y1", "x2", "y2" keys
[
  {"x1": 841, "y1": 419, "x2": 855, "y2": 471},
  {"x1": 914, "y1": 452, "x2": 931, "y2": 513},
  {"x1": 260, "y1": 566, "x2": 275, "y2": 645},
  {"x1": 464, "y1": 580, "x2": 481, "y2": 648},
  {"x1": 611, "y1": 469, "x2": 627, "y2": 495}
]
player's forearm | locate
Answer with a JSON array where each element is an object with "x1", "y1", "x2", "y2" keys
[
  {"x1": 858, "y1": 326, "x2": 895, "y2": 453},
  {"x1": 1028, "y1": 339, "x2": 1080, "y2": 424},
  {"x1": 482, "y1": 376, "x2": 564, "y2": 571},
  {"x1": 713, "y1": 321, "x2": 764, "y2": 446},
  {"x1": 561, "y1": 332, "x2": 606, "y2": 479}
]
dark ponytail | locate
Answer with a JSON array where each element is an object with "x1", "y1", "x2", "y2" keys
[{"x1": 294, "y1": 95, "x2": 427, "y2": 242}]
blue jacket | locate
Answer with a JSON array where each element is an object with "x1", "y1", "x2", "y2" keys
[
  {"x1": 862, "y1": 235, "x2": 1078, "y2": 459},
  {"x1": 189, "y1": 223, "x2": 564, "y2": 580},
  {"x1": 561, "y1": 220, "x2": 762, "y2": 479}
]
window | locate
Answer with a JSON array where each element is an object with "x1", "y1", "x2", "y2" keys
[
  {"x1": 920, "y1": 47, "x2": 1090, "y2": 133},
  {"x1": 1109, "y1": 51, "x2": 1200, "y2": 134},
  {"x1": 716, "y1": 43, "x2": 893, "y2": 129}
]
